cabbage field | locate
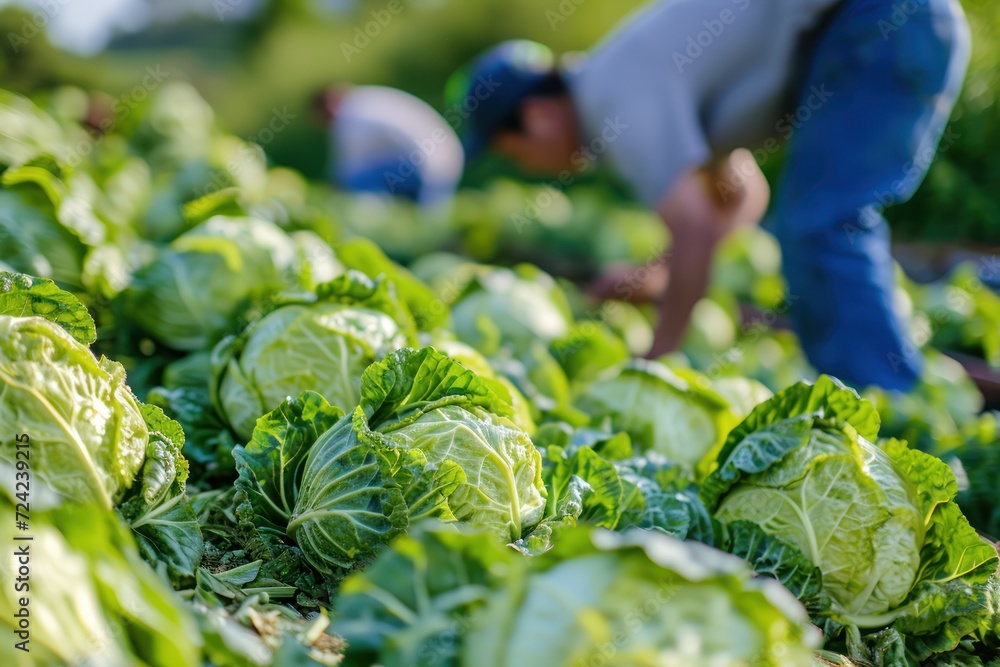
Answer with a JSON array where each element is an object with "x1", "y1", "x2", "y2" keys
[{"x1": 2, "y1": 83, "x2": 1000, "y2": 667}]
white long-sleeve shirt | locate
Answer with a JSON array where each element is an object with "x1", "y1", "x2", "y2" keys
[
  {"x1": 565, "y1": 0, "x2": 843, "y2": 206},
  {"x1": 332, "y1": 86, "x2": 464, "y2": 206}
]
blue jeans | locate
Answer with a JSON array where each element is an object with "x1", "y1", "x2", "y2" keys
[
  {"x1": 338, "y1": 160, "x2": 456, "y2": 209},
  {"x1": 773, "y1": 0, "x2": 970, "y2": 390},
  {"x1": 338, "y1": 160, "x2": 425, "y2": 202}
]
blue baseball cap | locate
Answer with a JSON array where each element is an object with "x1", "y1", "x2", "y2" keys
[{"x1": 445, "y1": 40, "x2": 558, "y2": 160}]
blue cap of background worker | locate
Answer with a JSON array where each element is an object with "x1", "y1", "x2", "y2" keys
[{"x1": 445, "y1": 40, "x2": 560, "y2": 160}]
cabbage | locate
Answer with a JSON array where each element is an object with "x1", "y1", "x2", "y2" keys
[
  {"x1": 450, "y1": 265, "x2": 573, "y2": 353},
  {"x1": 0, "y1": 498, "x2": 201, "y2": 667},
  {"x1": 0, "y1": 89, "x2": 68, "y2": 167},
  {"x1": 233, "y1": 348, "x2": 547, "y2": 575},
  {"x1": 575, "y1": 360, "x2": 740, "y2": 475},
  {"x1": 0, "y1": 273, "x2": 203, "y2": 582},
  {"x1": 124, "y1": 215, "x2": 302, "y2": 350},
  {"x1": 333, "y1": 522, "x2": 820, "y2": 667},
  {"x1": 212, "y1": 271, "x2": 412, "y2": 441},
  {"x1": 703, "y1": 376, "x2": 998, "y2": 658},
  {"x1": 0, "y1": 314, "x2": 147, "y2": 508}
]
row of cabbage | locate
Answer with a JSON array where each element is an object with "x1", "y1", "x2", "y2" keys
[{"x1": 1, "y1": 83, "x2": 1000, "y2": 667}]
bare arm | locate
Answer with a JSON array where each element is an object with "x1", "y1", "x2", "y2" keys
[{"x1": 646, "y1": 149, "x2": 770, "y2": 358}]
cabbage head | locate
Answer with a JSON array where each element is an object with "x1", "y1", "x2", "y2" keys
[
  {"x1": 213, "y1": 271, "x2": 412, "y2": 442},
  {"x1": 449, "y1": 265, "x2": 573, "y2": 353},
  {"x1": 284, "y1": 348, "x2": 547, "y2": 574},
  {"x1": 0, "y1": 315, "x2": 146, "y2": 508},
  {"x1": 1, "y1": 273, "x2": 203, "y2": 582},
  {"x1": 703, "y1": 376, "x2": 998, "y2": 655},
  {"x1": 333, "y1": 521, "x2": 820, "y2": 667},
  {"x1": 576, "y1": 360, "x2": 740, "y2": 475},
  {"x1": 124, "y1": 215, "x2": 301, "y2": 350},
  {"x1": 0, "y1": 497, "x2": 201, "y2": 667}
]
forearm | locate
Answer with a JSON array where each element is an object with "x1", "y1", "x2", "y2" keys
[
  {"x1": 645, "y1": 153, "x2": 767, "y2": 358},
  {"x1": 648, "y1": 233, "x2": 717, "y2": 357}
]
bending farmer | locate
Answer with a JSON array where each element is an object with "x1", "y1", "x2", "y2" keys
[{"x1": 447, "y1": 0, "x2": 970, "y2": 391}]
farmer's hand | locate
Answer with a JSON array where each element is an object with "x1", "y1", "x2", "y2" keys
[
  {"x1": 698, "y1": 148, "x2": 770, "y2": 242},
  {"x1": 585, "y1": 262, "x2": 669, "y2": 304}
]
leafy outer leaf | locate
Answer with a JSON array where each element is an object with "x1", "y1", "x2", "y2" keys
[
  {"x1": 892, "y1": 576, "x2": 998, "y2": 660},
  {"x1": 879, "y1": 438, "x2": 957, "y2": 524},
  {"x1": 315, "y1": 270, "x2": 418, "y2": 343},
  {"x1": 359, "y1": 346, "x2": 514, "y2": 427},
  {"x1": 118, "y1": 403, "x2": 203, "y2": 585},
  {"x1": 705, "y1": 377, "x2": 999, "y2": 647},
  {"x1": 845, "y1": 627, "x2": 908, "y2": 667},
  {"x1": 234, "y1": 391, "x2": 344, "y2": 539},
  {"x1": 384, "y1": 448, "x2": 465, "y2": 522},
  {"x1": 701, "y1": 385, "x2": 834, "y2": 510},
  {"x1": 332, "y1": 520, "x2": 519, "y2": 667},
  {"x1": 723, "y1": 520, "x2": 827, "y2": 609},
  {"x1": 146, "y1": 385, "x2": 237, "y2": 476},
  {"x1": 720, "y1": 376, "x2": 880, "y2": 466},
  {"x1": 0, "y1": 316, "x2": 146, "y2": 509},
  {"x1": 881, "y1": 501, "x2": 999, "y2": 653},
  {"x1": 712, "y1": 427, "x2": 925, "y2": 620},
  {"x1": 0, "y1": 271, "x2": 96, "y2": 345},
  {"x1": 0, "y1": 499, "x2": 201, "y2": 667},
  {"x1": 120, "y1": 492, "x2": 203, "y2": 587},
  {"x1": 615, "y1": 456, "x2": 716, "y2": 544},
  {"x1": 289, "y1": 415, "x2": 408, "y2": 574},
  {"x1": 434, "y1": 338, "x2": 537, "y2": 434},
  {"x1": 468, "y1": 527, "x2": 820, "y2": 667},
  {"x1": 368, "y1": 403, "x2": 546, "y2": 541},
  {"x1": 544, "y1": 445, "x2": 624, "y2": 529},
  {"x1": 137, "y1": 403, "x2": 189, "y2": 498},
  {"x1": 336, "y1": 237, "x2": 451, "y2": 332}
]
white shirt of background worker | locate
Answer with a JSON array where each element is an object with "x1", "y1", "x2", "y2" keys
[{"x1": 313, "y1": 85, "x2": 464, "y2": 210}]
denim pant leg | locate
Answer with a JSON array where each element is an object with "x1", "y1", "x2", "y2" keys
[
  {"x1": 773, "y1": 0, "x2": 970, "y2": 391},
  {"x1": 339, "y1": 160, "x2": 425, "y2": 202}
]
